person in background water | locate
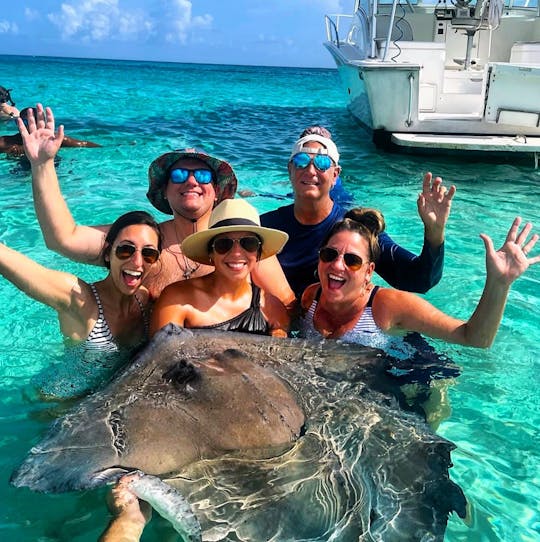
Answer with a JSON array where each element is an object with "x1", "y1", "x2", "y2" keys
[
  {"x1": 0, "y1": 85, "x2": 19, "y2": 122},
  {"x1": 0, "y1": 210, "x2": 161, "y2": 356},
  {"x1": 150, "y1": 199, "x2": 290, "y2": 338},
  {"x1": 2, "y1": 107, "x2": 101, "y2": 157},
  {"x1": 260, "y1": 126, "x2": 456, "y2": 300},
  {"x1": 301, "y1": 208, "x2": 538, "y2": 347},
  {"x1": 19, "y1": 104, "x2": 295, "y2": 307}
]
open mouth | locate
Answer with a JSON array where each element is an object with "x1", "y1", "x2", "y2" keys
[
  {"x1": 122, "y1": 269, "x2": 142, "y2": 287},
  {"x1": 327, "y1": 273, "x2": 345, "y2": 290}
]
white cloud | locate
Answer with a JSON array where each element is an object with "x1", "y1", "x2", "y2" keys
[
  {"x1": 0, "y1": 20, "x2": 19, "y2": 34},
  {"x1": 24, "y1": 8, "x2": 40, "y2": 21},
  {"x1": 46, "y1": 0, "x2": 212, "y2": 45},
  {"x1": 163, "y1": 0, "x2": 213, "y2": 44}
]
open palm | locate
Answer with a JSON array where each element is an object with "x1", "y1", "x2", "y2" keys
[
  {"x1": 417, "y1": 172, "x2": 456, "y2": 231},
  {"x1": 481, "y1": 218, "x2": 540, "y2": 285},
  {"x1": 18, "y1": 104, "x2": 64, "y2": 164}
]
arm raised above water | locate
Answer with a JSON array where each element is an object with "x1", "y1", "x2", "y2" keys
[
  {"x1": 374, "y1": 218, "x2": 538, "y2": 347},
  {"x1": 0, "y1": 241, "x2": 95, "y2": 341},
  {"x1": 19, "y1": 104, "x2": 109, "y2": 266},
  {"x1": 375, "y1": 173, "x2": 455, "y2": 293}
]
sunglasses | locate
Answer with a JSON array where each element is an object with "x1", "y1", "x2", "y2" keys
[
  {"x1": 211, "y1": 236, "x2": 261, "y2": 255},
  {"x1": 115, "y1": 244, "x2": 160, "y2": 264},
  {"x1": 170, "y1": 168, "x2": 213, "y2": 185},
  {"x1": 318, "y1": 246, "x2": 364, "y2": 270},
  {"x1": 291, "y1": 152, "x2": 333, "y2": 172}
]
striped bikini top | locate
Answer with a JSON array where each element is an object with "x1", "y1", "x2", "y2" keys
[
  {"x1": 84, "y1": 283, "x2": 147, "y2": 352},
  {"x1": 301, "y1": 286, "x2": 421, "y2": 359},
  {"x1": 301, "y1": 285, "x2": 383, "y2": 340}
]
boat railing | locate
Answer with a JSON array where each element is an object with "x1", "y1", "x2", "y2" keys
[{"x1": 325, "y1": 14, "x2": 353, "y2": 46}]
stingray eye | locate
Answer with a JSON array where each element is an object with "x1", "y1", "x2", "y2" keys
[{"x1": 162, "y1": 360, "x2": 201, "y2": 388}]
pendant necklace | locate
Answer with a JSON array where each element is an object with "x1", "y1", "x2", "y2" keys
[{"x1": 170, "y1": 220, "x2": 201, "y2": 280}]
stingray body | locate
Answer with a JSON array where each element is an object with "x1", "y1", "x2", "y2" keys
[{"x1": 11, "y1": 324, "x2": 466, "y2": 541}]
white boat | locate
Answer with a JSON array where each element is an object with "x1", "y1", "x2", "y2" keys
[{"x1": 324, "y1": 0, "x2": 540, "y2": 161}]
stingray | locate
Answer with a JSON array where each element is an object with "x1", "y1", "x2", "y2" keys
[{"x1": 11, "y1": 324, "x2": 466, "y2": 541}]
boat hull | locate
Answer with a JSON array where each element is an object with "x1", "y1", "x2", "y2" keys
[{"x1": 323, "y1": 1, "x2": 540, "y2": 156}]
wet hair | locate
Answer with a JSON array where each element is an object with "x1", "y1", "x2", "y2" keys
[
  {"x1": 321, "y1": 208, "x2": 385, "y2": 262},
  {"x1": 0, "y1": 86, "x2": 15, "y2": 106},
  {"x1": 101, "y1": 210, "x2": 162, "y2": 268},
  {"x1": 299, "y1": 125, "x2": 332, "y2": 139},
  {"x1": 19, "y1": 107, "x2": 36, "y2": 119},
  {"x1": 18, "y1": 107, "x2": 37, "y2": 127}
]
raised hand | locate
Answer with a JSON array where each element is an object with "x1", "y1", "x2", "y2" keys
[
  {"x1": 17, "y1": 103, "x2": 64, "y2": 165},
  {"x1": 480, "y1": 217, "x2": 540, "y2": 286},
  {"x1": 417, "y1": 172, "x2": 457, "y2": 246}
]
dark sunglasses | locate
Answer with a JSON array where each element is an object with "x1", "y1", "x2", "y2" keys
[
  {"x1": 291, "y1": 152, "x2": 333, "y2": 172},
  {"x1": 115, "y1": 244, "x2": 160, "y2": 264},
  {"x1": 211, "y1": 236, "x2": 261, "y2": 255},
  {"x1": 318, "y1": 246, "x2": 364, "y2": 270},
  {"x1": 170, "y1": 168, "x2": 213, "y2": 184}
]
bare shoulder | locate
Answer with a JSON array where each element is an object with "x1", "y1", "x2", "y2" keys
[
  {"x1": 372, "y1": 287, "x2": 418, "y2": 312},
  {"x1": 301, "y1": 283, "x2": 320, "y2": 310},
  {"x1": 158, "y1": 276, "x2": 209, "y2": 303}
]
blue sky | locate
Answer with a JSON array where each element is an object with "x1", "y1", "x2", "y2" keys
[{"x1": 1, "y1": 0, "x2": 344, "y2": 68}]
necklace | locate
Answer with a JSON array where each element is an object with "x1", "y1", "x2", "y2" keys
[{"x1": 168, "y1": 220, "x2": 201, "y2": 280}]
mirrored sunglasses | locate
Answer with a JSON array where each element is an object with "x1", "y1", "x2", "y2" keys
[
  {"x1": 292, "y1": 152, "x2": 333, "y2": 172},
  {"x1": 211, "y1": 236, "x2": 261, "y2": 255},
  {"x1": 170, "y1": 168, "x2": 213, "y2": 184},
  {"x1": 115, "y1": 244, "x2": 160, "y2": 264},
  {"x1": 318, "y1": 246, "x2": 364, "y2": 270}
]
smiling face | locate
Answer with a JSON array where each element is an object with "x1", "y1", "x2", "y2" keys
[
  {"x1": 164, "y1": 158, "x2": 217, "y2": 220},
  {"x1": 288, "y1": 141, "x2": 340, "y2": 203},
  {"x1": 108, "y1": 224, "x2": 160, "y2": 295},
  {"x1": 209, "y1": 231, "x2": 261, "y2": 281},
  {"x1": 318, "y1": 230, "x2": 375, "y2": 303}
]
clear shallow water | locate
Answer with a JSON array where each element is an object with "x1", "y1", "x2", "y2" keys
[{"x1": 0, "y1": 55, "x2": 539, "y2": 541}]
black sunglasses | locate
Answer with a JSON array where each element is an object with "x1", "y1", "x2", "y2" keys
[
  {"x1": 318, "y1": 246, "x2": 364, "y2": 270},
  {"x1": 211, "y1": 236, "x2": 261, "y2": 255},
  {"x1": 115, "y1": 244, "x2": 160, "y2": 264}
]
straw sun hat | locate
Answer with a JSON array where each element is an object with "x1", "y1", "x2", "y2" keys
[
  {"x1": 181, "y1": 199, "x2": 289, "y2": 265},
  {"x1": 147, "y1": 148, "x2": 238, "y2": 215}
]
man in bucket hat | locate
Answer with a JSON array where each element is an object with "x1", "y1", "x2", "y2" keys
[{"x1": 20, "y1": 104, "x2": 295, "y2": 304}]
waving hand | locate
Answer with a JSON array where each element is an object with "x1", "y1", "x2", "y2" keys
[
  {"x1": 480, "y1": 217, "x2": 540, "y2": 286},
  {"x1": 18, "y1": 103, "x2": 64, "y2": 165}
]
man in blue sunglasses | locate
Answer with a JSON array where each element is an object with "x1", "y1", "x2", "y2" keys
[
  {"x1": 261, "y1": 128, "x2": 456, "y2": 300},
  {"x1": 20, "y1": 104, "x2": 295, "y2": 307}
]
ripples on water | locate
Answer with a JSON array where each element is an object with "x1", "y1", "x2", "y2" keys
[{"x1": 0, "y1": 55, "x2": 539, "y2": 541}]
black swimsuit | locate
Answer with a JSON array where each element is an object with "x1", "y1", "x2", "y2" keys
[{"x1": 195, "y1": 285, "x2": 270, "y2": 335}]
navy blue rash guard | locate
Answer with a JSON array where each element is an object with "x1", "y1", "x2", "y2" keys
[{"x1": 261, "y1": 202, "x2": 444, "y2": 300}]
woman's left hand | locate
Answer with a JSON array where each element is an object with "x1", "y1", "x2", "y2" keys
[{"x1": 481, "y1": 217, "x2": 540, "y2": 285}]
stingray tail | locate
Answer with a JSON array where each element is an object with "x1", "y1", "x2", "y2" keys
[{"x1": 127, "y1": 471, "x2": 202, "y2": 542}]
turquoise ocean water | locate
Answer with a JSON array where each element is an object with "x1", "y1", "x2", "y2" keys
[{"x1": 0, "y1": 55, "x2": 539, "y2": 541}]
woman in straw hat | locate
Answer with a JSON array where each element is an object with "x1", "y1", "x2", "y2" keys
[{"x1": 150, "y1": 199, "x2": 290, "y2": 337}]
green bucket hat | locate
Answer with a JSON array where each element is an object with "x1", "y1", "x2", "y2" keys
[{"x1": 147, "y1": 148, "x2": 238, "y2": 215}]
